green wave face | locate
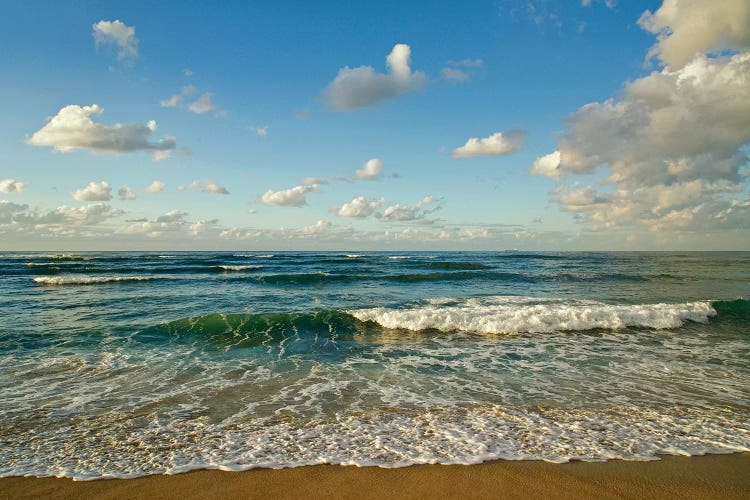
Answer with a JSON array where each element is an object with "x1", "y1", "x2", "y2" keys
[
  {"x1": 134, "y1": 299, "x2": 749, "y2": 350},
  {"x1": 134, "y1": 310, "x2": 375, "y2": 348}
]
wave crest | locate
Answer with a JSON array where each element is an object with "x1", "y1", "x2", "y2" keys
[
  {"x1": 33, "y1": 276, "x2": 157, "y2": 286},
  {"x1": 350, "y1": 296, "x2": 719, "y2": 334}
]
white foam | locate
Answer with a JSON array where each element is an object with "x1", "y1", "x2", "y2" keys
[
  {"x1": 218, "y1": 265, "x2": 263, "y2": 272},
  {"x1": 33, "y1": 276, "x2": 157, "y2": 286},
  {"x1": 344, "y1": 254, "x2": 365, "y2": 258},
  {"x1": 350, "y1": 296, "x2": 717, "y2": 334},
  {"x1": 234, "y1": 254, "x2": 275, "y2": 259}
]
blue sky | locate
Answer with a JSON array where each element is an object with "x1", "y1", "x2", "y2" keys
[{"x1": 1, "y1": 0, "x2": 749, "y2": 250}]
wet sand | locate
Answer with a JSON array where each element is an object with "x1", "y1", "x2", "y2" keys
[{"x1": 2, "y1": 453, "x2": 749, "y2": 500}]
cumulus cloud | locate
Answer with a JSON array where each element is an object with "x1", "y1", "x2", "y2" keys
[
  {"x1": 0, "y1": 200, "x2": 124, "y2": 237},
  {"x1": 639, "y1": 0, "x2": 750, "y2": 69},
  {"x1": 452, "y1": 130, "x2": 526, "y2": 158},
  {"x1": 118, "y1": 186, "x2": 136, "y2": 201},
  {"x1": 27, "y1": 105, "x2": 176, "y2": 160},
  {"x1": 117, "y1": 210, "x2": 189, "y2": 238},
  {"x1": 93, "y1": 20, "x2": 138, "y2": 62},
  {"x1": 0, "y1": 179, "x2": 24, "y2": 193},
  {"x1": 188, "y1": 93, "x2": 216, "y2": 114},
  {"x1": 160, "y1": 85, "x2": 197, "y2": 107},
  {"x1": 260, "y1": 184, "x2": 319, "y2": 207},
  {"x1": 145, "y1": 180, "x2": 165, "y2": 193},
  {"x1": 177, "y1": 180, "x2": 230, "y2": 195},
  {"x1": 380, "y1": 196, "x2": 440, "y2": 222},
  {"x1": 333, "y1": 196, "x2": 385, "y2": 218},
  {"x1": 72, "y1": 181, "x2": 112, "y2": 202},
  {"x1": 531, "y1": 150, "x2": 562, "y2": 176},
  {"x1": 533, "y1": 1, "x2": 750, "y2": 233},
  {"x1": 324, "y1": 44, "x2": 426, "y2": 110},
  {"x1": 355, "y1": 158, "x2": 383, "y2": 179},
  {"x1": 161, "y1": 86, "x2": 222, "y2": 116}
]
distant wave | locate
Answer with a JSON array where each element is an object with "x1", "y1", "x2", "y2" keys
[
  {"x1": 499, "y1": 253, "x2": 568, "y2": 260},
  {"x1": 33, "y1": 276, "x2": 157, "y2": 286},
  {"x1": 257, "y1": 272, "x2": 362, "y2": 285},
  {"x1": 350, "y1": 296, "x2": 722, "y2": 335},
  {"x1": 421, "y1": 261, "x2": 490, "y2": 270},
  {"x1": 233, "y1": 254, "x2": 275, "y2": 259},
  {"x1": 217, "y1": 265, "x2": 263, "y2": 272}
]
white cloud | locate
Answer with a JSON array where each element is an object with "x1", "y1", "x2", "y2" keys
[
  {"x1": 145, "y1": 180, "x2": 165, "y2": 193},
  {"x1": 639, "y1": 0, "x2": 750, "y2": 69},
  {"x1": 441, "y1": 68, "x2": 471, "y2": 82},
  {"x1": 177, "y1": 180, "x2": 230, "y2": 195},
  {"x1": 117, "y1": 210, "x2": 188, "y2": 238},
  {"x1": 254, "y1": 126, "x2": 268, "y2": 137},
  {"x1": 581, "y1": 0, "x2": 616, "y2": 7},
  {"x1": 531, "y1": 150, "x2": 561, "y2": 176},
  {"x1": 72, "y1": 181, "x2": 112, "y2": 202},
  {"x1": 380, "y1": 196, "x2": 440, "y2": 222},
  {"x1": 534, "y1": 5, "x2": 750, "y2": 233},
  {"x1": 415, "y1": 196, "x2": 435, "y2": 209},
  {"x1": 452, "y1": 130, "x2": 526, "y2": 158},
  {"x1": 355, "y1": 158, "x2": 383, "y2": 179},
  {"x1": 0, "y1": 179, "x2": 24, "y2": 193},
  {"x1": 324, "y1": 44, "x2": 426, "y2": 110},
  {"x1": 93, "y1": 20, "x2": 139, "y2": 62},
  {"x1": 260, "y1": 184, "x2": 319, "y2": 207},
  {"x1": 0, "y1": 200, "x2": 124, "y2": 237},
  {"x1": 27, "y1": 105, "x2": 176, "y2": 160},
  {"x1": 161, "y1": 85, "x2": 197, "y2": 107},
  {"x1": 442, "y1": 58, "x2": 484, "y2": 82},
  {"x1": 301, "y1": 177, "x2": 326, "y2": 186},
  {"x1": 189, "y1": 219, "x2": 220, "y2": 236},
  {"x1": 334, "y1": 196, "x2": 385, "y2": 218},
  {"x1": 447, "y1": 58, "x2": 484, "y2": 68},
  {"x1": 188, "y1": 93, "x2": 216, "y2": 114},
  {"x1": 118, "y1": 186, "x2": 136, "y2": 201}
]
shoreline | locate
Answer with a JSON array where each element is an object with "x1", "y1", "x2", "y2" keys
[{"x1": 2, "y1": 453, "x2": 749, "y2": 500}]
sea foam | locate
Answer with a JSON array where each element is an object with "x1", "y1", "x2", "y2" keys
[
  {"x1": 350, "y1": 296, "x2": 717, "y2": 334},
  {"x1": 33, "y1": 276, "x2": 157, "y2": 286}
]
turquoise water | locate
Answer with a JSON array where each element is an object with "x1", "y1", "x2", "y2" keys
[{"x1": 1, "y1": 251, "x2": 749, "y2": 479}]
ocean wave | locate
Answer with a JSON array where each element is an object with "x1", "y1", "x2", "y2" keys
[
  {"x1": 137, "y1": 298, "x2": 745, "y2": 345},
  {"x1": 33, "y1": 276, "x2": 158, "y2": 286},
  {"x1": 421, "y1": 261, "x2": 491, "y2": 270},
  {"x1": 135, "y1": 310, "x2": 365, "y2": 347},
  {"x1": 350, "y1": 296, "x2": 721, "y2": 334},
  {"x1": 233, "y1": 254, "x2": 275, "y2": 259},
  {"x1": 217, "y1": 265, "x2": 263, "y2": 272},
  {"x1": 257, "y1": 272, "x2": 363, "y2": 285}
]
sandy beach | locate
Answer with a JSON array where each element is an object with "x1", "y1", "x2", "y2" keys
[{"x1": 2, "y1": 453, "x2": 748, "y2": 500}]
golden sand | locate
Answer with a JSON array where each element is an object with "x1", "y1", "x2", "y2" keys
[{"x1": 2, "y1": 453, "x2": 749, "y2": 499}]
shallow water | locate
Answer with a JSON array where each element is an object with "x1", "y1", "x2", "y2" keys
[{"x1": 1, "y1": 251, "x2": 749, "y2": 479}]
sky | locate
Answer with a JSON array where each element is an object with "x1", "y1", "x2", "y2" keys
[{"x1": 1, "y1": 0, "x2": 749, "y2": 250}]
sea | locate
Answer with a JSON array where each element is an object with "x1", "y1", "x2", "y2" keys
[{"x1": 1, "y1": 251, "x2": 748, "y2": 480}]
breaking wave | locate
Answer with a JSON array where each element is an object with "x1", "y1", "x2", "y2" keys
[
  {"x1": 33, "y1": 276, "x2": 158, "y2": 286},
  {"x1": 350, "y1": 296, "x2": 722, "y2": 334}
]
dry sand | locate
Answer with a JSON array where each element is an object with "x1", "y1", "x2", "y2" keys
[{"x1": 2, "y1": 453, "x2": 749, "y2": 500}]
